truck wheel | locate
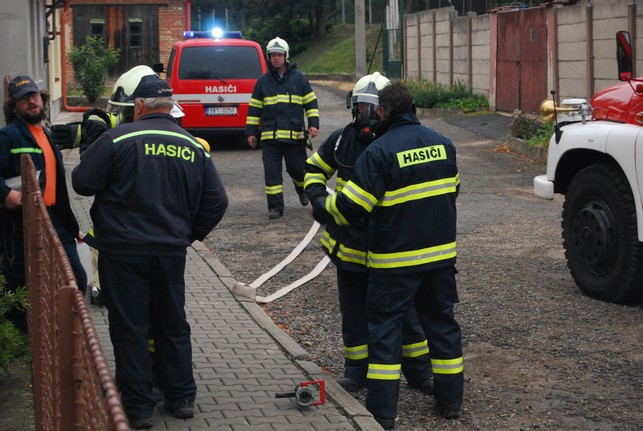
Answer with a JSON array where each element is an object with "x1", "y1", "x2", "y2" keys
[{"x1": 562, "y1": 162, "x2": 643, "y2": 303}]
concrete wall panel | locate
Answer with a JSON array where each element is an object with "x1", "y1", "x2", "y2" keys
[{"x1": 404, "y1": 0, "x2": 641, "y2": 111}]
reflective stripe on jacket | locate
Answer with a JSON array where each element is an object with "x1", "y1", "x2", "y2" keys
[
  {"x1": 325, "y1": 111, "x2": 459, "y2": 273},
  {"x1": 245, "y1": 63, "x2": 319, "y2": 143},
  {"x1": 71, "y1": 113, "x2": 228, "y2": 256},
  {"x1": 305, "y1": 124, "x2": 370, "y2": 271},
  {"x1": 0, "y1": 119, "x2": 80, "y2": 239}
]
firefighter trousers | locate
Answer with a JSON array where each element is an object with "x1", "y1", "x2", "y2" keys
[
  {"x1": 98, "y1": 252, "x2": 196, "y2": 421},
  {"x1": 337, "y1": 267, "x2": 433, "y2": 384},
  {"x1": 261, "y1": 140, "x2": 307, "y2": 214},
  {"x1": 365, "y1": 266, "x2": 463, "y2": 420}
]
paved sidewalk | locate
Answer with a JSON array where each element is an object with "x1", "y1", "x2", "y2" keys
[{"x1": 61, "y1": 145, "x2": 382, "y2": 430}]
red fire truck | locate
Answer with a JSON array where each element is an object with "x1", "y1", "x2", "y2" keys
[{"x1": 155, "y1": 29, "x2": 267, "y2": 139}]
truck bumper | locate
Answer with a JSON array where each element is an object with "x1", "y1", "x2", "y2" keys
[{"x1": 533, "y1": 175, "x2": 555, "y2": 199}]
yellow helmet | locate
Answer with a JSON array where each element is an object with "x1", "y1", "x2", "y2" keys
[
  {"x1": 266, "y1": 37, "x2": 290, "y2": 60},
  {"x1": 195, "y1": 137, "x2": 211, "y2": 153}
]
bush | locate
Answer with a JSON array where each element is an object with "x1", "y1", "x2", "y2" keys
[
  {"x1": 406, "y1": 78, "x2": 489, "y2": 112},
  {"x1": 0, "y1": 282, "x2": 30, "y2": 369},
  {"x1": 508, "y1": 110, "x2": 553, "y2": 148},
  {"x1": 68, "y1": 36, "x2": 120, "y2": 103}
]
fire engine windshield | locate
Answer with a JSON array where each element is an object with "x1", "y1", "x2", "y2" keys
[{"x1": 178, "y1": 46, "x2": 263, "y2": 80}]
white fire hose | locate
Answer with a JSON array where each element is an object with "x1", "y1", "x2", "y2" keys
[{"x1": 231, "y1": 188, "x2": 333, "y2": 303}]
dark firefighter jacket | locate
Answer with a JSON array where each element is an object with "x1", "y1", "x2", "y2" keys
[
  {"x1": 0, "y1": 119, "x2": 80, "y2": 239},
  {"x1": 323, "y1": 111, "x2": 460, "y2": 273},
  {"x1": 304, "y1": 123, "x2": 371, "y2": 272},
  {"x1": 245, "y1": 63, "x2": 319, "y2": 143},
  {"x1": 71, "y1": 113, "x2": 228, "y2": 256}
]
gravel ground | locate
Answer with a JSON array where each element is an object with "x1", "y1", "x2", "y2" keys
[{"x1": 205, "y1": 83, "x2": 643, "y2": 431}]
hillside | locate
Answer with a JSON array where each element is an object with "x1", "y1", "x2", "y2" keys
[{"x1": 291, "y1": 24, "x2": 384, "y2": 75}]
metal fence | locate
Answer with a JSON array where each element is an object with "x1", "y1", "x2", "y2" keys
[{"x1": 21, "y1": 154, "x2": 129, "y2": 431}]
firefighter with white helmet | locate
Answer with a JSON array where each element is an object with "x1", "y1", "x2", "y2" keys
[
  {"x1": 245, "y1": 37, "x2": 320, "y2": 219},
  {"x1": 266, "y1": 37, "x2": 290, "y2": 59},
  {"x1": 303, "y1": 72, "x2": 435, "y2": 403},
  {"x1": 72, "y1": 65, "x2": 226, "y2": 429},
  {"x1": 51, "y1": 65, "x2": 187, "y2": 154}
]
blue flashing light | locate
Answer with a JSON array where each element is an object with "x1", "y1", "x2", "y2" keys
[
  {"x1": 183, "y1": 30, "x2": 243, "y2": 40},
  {"x1": 211, "y1": 28, "x2": 224, "y2": 39}
]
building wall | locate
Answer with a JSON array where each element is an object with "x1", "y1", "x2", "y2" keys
[
  {"x1": 49, "y1": 0, "x2": 183, "y2": 113},
  {"x1": 159, "y1": 0, "x2": 186, "y2": 67},
  {"x1": 1, "y1": 0, "x2": 49, "y2": 127},
  {"x1": 405, "y1": 1, "x2": 643, "y2": 112},
  {"x1": 470, "y1": 14, "x2": 490, "y2": 97}
]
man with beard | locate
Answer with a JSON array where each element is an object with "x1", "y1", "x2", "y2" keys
[{"x1": 0, "y1": 75, "x2": 87, "y2": 333}]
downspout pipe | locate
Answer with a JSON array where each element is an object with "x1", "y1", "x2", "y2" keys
[{"x1": 61, "y1": 0, "x2": 90, "y2": 112}]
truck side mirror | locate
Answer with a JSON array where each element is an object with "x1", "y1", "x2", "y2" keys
[{"x1": 616, "y1": 31, "x2": 632, "y2": 81}]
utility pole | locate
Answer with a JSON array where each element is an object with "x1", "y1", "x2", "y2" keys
[
  {"x1": 342, "y1": 0, "x2": 346, "y2": 25},
  {"x1": 355, "y1": 0, "x2": 366, "y2": 77}
]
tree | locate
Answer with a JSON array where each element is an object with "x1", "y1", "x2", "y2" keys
[
  {"x1": 314, "y1": 0, "x2": 327, "y2": 40},
  {"x1": 68, "y1": 36, "x2": 120, "y2": 104}
]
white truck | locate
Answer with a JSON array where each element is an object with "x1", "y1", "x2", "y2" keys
[{"x1": 534, "y1": 31, "x2": 643, "y2": 304}]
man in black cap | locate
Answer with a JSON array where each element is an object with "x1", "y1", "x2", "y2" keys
[
  {"x1": 72, "y1": 66, "x2": 229, "y2": 429},
  {"x1": 0, "y1": 75, "x2": 87, "y2": 333}
]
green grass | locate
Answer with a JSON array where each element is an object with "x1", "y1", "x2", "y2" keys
[
  {"x1": 295, "y1": 26, "x2": 488, "y2": 113},
  {"x1": 293, "y1": 24, "x2": 383, "y2": 74}
]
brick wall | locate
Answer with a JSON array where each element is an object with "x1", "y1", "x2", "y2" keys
[
  {"x1": 64, "y1": 8, "x2": 76, "y2": 84},
  {"x1": 159, "y1": 0, "x2": 186, "y2": 66}
]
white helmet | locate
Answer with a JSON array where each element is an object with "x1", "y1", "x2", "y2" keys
[
  {"x1": 266, "y1": 37, "x2": 290, "y2": 60},
  {"x1": 107, "y1": 65, "x2": 179, "y2": 122},
  {"x1": 347, "y1": 72, "x2": 391, "y2": 131},
  {"x1": 350, "y1": 72, "x2": 391, "y2": 109},
  {"x1": 108, "y1": 65, "x2": 158, "y2": 107}
]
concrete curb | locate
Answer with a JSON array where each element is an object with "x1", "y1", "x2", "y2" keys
[
  {"x1": 506, "y1": 136, "x2": 547, "y2": 162},
  {"x1": 306, "y1": 72, "x2": 355, "y2": 82},
  {"x1": 188, "y1": 240, "x2": 383, "y2": 430}
]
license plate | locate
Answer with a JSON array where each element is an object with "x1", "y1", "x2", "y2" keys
[{"x1": 206, "y1": 106, "x2": 237, "y2": 116}]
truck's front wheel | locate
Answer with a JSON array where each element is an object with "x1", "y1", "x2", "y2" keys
[{"x1": 562, "y1": 162, "x2": 643, "y2": 303}]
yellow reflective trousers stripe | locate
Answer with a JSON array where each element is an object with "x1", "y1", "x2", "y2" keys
[
  {"x1": 345, "y1": 344, "x2": 368, "y2": 361},
  {"x1": 367, "y1": 363, "x2": 401, "y2": 381},
  {"x1": 402, "y1": 340, "x2": 429, "y2": 358},
  {"x1": 265, "y1": 184, "x2": 282, "y2": 195},
  {"x1": 431, "y1": 357, "x2": 464, "y2": 375}
]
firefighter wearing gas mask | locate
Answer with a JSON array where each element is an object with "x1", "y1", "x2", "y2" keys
[
  {"x1": 245, "y1": 37, "x2": 320, "y2": 219},
  {"x1": 303, "y1": 72, "x2": 434, "y2": 397}
]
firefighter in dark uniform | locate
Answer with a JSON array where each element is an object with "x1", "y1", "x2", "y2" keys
[
  {"x1": 304, "y1": 72, "x2": 434, "y2": 395},
  {"x1": 245, "y1": 37, "x2": 320, "y2": 219},
  {"x1": 72, "y1": 66, "x2": 228, "y2": 429},
  {"x1": 312, "y1": 81, "x2": 463, "y2": 428}
]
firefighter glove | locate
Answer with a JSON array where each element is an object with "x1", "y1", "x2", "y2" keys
[
  {"x1": 312, "y1": 196, "x2": 330, "y2": 225},
  {"x1": 51, "y1": 123, "x2": 80, "y2": 149},
  {"x1": 79, "y1": 117, "x2": 110, "y2": 154}
]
